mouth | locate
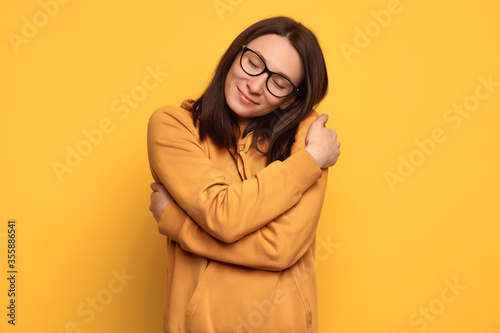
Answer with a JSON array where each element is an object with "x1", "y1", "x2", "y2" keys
[{"x1": 237, "y1": 87, "x2": 258, "y2": 105}]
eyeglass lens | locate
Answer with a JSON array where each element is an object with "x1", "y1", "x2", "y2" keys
[{"x1": 241, "y1": 50, "x2": 294, "y2": 97}]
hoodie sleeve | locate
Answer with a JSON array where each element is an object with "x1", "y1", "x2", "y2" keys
[
  {"x1": 158, "y1": 168, "x2": 327, "y2": 271},
  {"x1": 147, "y1": 105, "x2": 322, "y2": 243}
]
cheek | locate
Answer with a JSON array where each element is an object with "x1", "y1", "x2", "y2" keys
[
  {"x1": 253, "y1": 98, "x2": 286, "y2": 118},
  {"x1": 224, "y1": 73, "x2": 236, "y2": 100},
  {"x1": 263, "y1": 95, "x2": 287, "y2": 111},
  {"x1": 225, "y1": 64, "x2": 242, "y2": 93}
]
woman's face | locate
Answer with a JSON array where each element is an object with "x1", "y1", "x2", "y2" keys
[{"x1": 224, "y1": 34, "x2": 304, "y2": 123}]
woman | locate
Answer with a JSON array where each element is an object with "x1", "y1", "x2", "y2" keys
[{"x1": 147, "y1": 16, "x2": 340, "y2": 333}]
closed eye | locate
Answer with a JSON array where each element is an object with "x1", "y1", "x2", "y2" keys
[
  {"x1": 271, "y1": 79, "x2": 286, "y2": 90},
  {"x1": 249, "y1": 59, "x2": 259, "y2": 69}
]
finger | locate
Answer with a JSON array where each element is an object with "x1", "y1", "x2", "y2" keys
[
  {"x1": 156, "y1": 184, "x2": 167, "y2": 195},
  {"x1": 150, "y1": 182, "x2": 163, "y2": 192},
  {"x1": 313, "y1": 113, "x2": 329, "y2": 127}
]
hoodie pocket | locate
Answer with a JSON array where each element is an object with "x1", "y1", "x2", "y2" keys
[
  {"x1": 292, "y1": 264, "x2": 313, "y2": 331},
  {"x1": 185, "y1": 260, "x2": 214, "y2": 326}
]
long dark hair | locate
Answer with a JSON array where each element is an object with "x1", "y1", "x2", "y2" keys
[{"x1": 192, "y1": 16, "x2": 328, "y2": 164}]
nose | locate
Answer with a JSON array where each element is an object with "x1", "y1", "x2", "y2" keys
[{"x1": 247, "y1": 73, "x2": 268, "y2": 95}]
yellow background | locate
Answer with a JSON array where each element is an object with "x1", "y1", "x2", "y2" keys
[{"x1": 1, "y1": 0, "x2": 499, "y2": 332}]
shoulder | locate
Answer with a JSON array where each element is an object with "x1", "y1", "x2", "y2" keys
[
  {"x1": 149, "y1": 100, "x2": 195, "y2": 126},
  {"x1": 148, "y1": 100, "x2": 198, "y2": 136}
]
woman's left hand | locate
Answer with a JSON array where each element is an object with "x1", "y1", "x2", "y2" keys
[{"x1": 149, "y1": 182, "x2": 173, "y2": 223}]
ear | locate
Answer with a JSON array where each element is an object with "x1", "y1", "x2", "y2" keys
[{"x1": 278, "y1": 95, "x2": 296, "y2": 110}]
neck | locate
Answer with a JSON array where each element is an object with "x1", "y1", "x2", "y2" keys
[{"x1": 237, "y1": 116, "x2": 250, "y2": 126}]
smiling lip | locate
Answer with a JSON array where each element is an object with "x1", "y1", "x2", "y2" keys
[{"x1": 237, "y1": 87, "x2": 258, "y2": 105}]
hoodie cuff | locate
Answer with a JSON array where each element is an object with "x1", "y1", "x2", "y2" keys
[
  {"x1": 158, "y1": 201, "x2": 188, "y2": 242},
  {"x1": 282, "y1": 148, "x2": 322, "y2": 194}
]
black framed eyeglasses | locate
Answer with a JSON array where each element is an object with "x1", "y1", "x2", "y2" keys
[{"x1": 240, "y1": 45, "x2": 299, "y2": 98}]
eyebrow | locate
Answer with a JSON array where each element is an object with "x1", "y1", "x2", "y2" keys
[{"x1": 252, "y1": 48, "x2": 295, "y2": 83}]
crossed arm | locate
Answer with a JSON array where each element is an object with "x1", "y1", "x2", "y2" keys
[
  {"x1": 151, "y1": 166, "x2": 327, "y2": 271},
  {"x1": 147, "y1": 106, "x2": 339, "y2": 270}
]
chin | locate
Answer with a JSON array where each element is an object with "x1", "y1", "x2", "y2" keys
[
  {"x1": 226, "y1": 89, "x2": 253, "y2": 117},
  {"x1": 231, "y1": 105, "x2": 268, "y2": 121},
  {"x1": 230, "y1": 107, "x2": 254, "y2": 121}
]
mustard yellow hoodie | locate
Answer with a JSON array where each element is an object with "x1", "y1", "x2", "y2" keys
[{"x1": 147, "y1": 100, "x2": 328, "y2": 333}]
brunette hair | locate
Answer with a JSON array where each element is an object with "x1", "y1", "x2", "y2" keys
[{"x1": 192, "y1": 16, "x2": 328, "y2": 164}]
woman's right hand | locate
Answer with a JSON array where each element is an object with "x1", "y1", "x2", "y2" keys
[
  {"x1": 305, "y1": 113, "x2": 341, "y2": 168},
  {"x1": 149, "y1": 182, "x2": 173, "y2": 223}
]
